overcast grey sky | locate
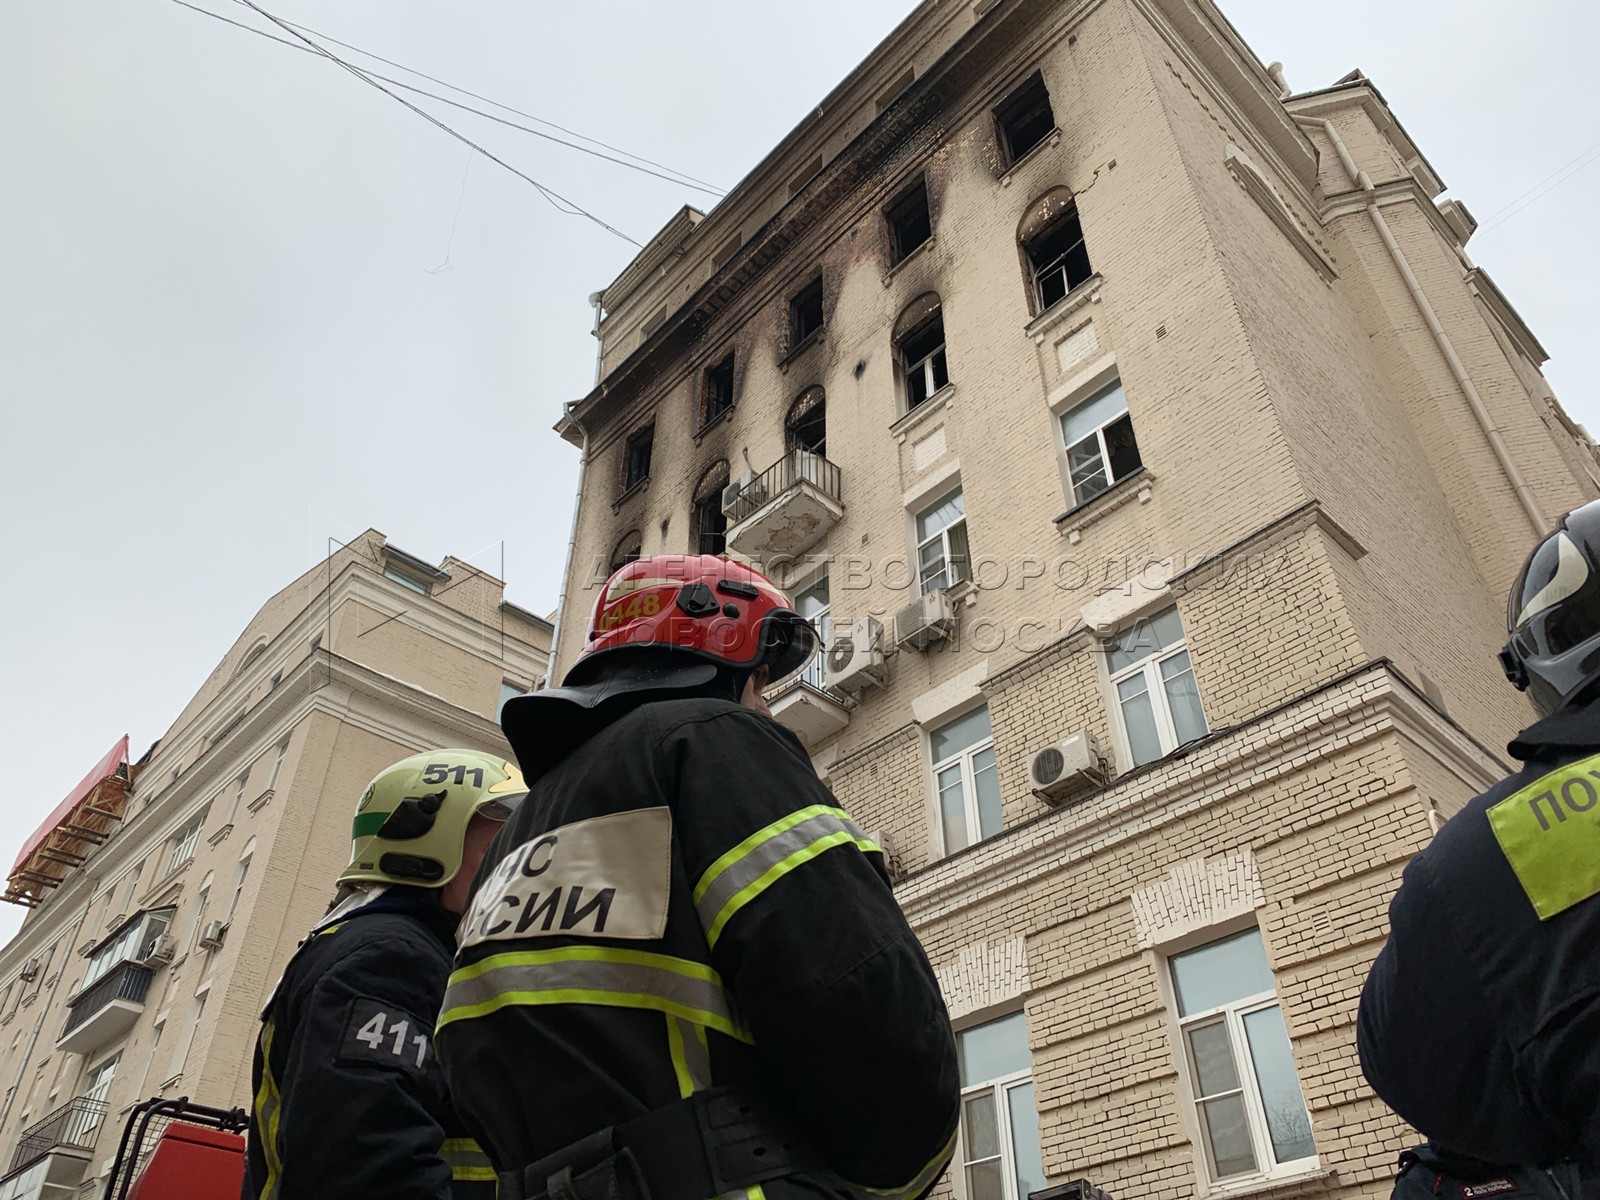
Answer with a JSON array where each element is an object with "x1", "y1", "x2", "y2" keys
[{"x1": 2, "y1": 0, "x2": 1595, "y2": 943}]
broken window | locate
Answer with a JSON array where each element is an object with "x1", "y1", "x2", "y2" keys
[
  {"x1": 622, "y1": 423, "x2": 654, "y2": 493},
  {"x1": 692, "y1": 462, "x2": 731, "y2": 556},
  {"x1": 702, "y1": 354, "x2": 735, "y2": 427},
  {"x1": 1025, "y1": 204, "x2": 1092, "y2": 311},
  {"x1": 787, "y1": 387, "x2": 827, "y2": 457},
  {"x1": 886, "y1": 178, "x2": 932, "y2": 266},
  {"x1": 995, "y1": 72, "x2": 1055, "y2": 165},
  {"x1": 609, "y1": 531, "x2": 642, "y2": 575},
  {"x1": 789, "y1": 278, "x2": 824, "y2": 350},
  {"x1": 897, "y1": 304, "x2": 949, "y2": 411}
]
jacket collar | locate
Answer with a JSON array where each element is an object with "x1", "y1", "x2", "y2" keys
[{"x1": 1508, "y1": 700, "x2": 1600, "y2": 762}]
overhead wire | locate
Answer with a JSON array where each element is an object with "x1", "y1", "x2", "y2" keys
[
  {"x1": 269, "y1": 11, "x2": 726, "y2": 195},
  {"x1": 1480, "y1": 139, "x2": 1600, "y2": 232},
  {"x1": 192, "y1": 0, "x2": 644, "y2": 245},
  {"x1": 168, "y1": 0, "x2": 722, "y2": 196}
]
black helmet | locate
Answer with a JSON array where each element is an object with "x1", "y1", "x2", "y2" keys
[{"x1": 1500, "y1": 499, "x2": 1600, "y2": 716}]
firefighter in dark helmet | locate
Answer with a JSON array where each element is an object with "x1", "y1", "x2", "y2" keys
[
  {"x1": 242, "y1": 748, "x2": 526, "y2": 1200},
  {"x1": 1360, "y1": 499, "x2": 1600, "y2": 1186},
  {"x1": 435, "y1": 555, "x2": 961, "y2": 1200}
]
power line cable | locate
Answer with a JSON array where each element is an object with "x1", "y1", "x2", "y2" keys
[
  {"x1": 169, "y1": 0, "x2": 722, "y2": 196},
  {"x1": 1481, "y1": 140, "x2": 1600, "y2": 232},
  {"x1": 267, "y1": 10, "x2": 725, "y2": 194},
  {"x1": 201, "y1": 0, "x2": 643, "y2": 244}
]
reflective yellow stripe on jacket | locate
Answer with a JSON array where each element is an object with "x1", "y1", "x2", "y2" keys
[
  {"x1": 440, "y1": 946, "x2": 751, "y2": 1043},
  {"x1": 441, "y1": 1137, "x2": 496, "y2": 1183},
  {"x1": 693, "y1": 805, "x2": 880, "y2": 948},
  {"x1": 852, "y1": 1126, "x2": 959, "y2": 1200},
  {"x1": 253, "y1": 1015, "x2": 285, "y2": 1200}
]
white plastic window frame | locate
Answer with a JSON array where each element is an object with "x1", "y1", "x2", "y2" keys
[
  {"x1": 1158, "y1": 928, "x2": 1319, "y2": 1190},
  {"x1": 929, "y1": 705, "x2": 999, "y2": 858},
  {"x1": 951, "y1": 1012, "x2": 1042, "y2": 1200},
  {"x1": 1059, "y1": 379, "x2": 1138, "y2": 507},
  {"x1": 1103, "y1": 609, "x2": 1206, "y2": 770},
  {"x1": 226, "y1": 839, "x2": 256, "y2": 924},
  {"x1": 915, "y1": 488, "x2": 970, "y2": 596},
  {"x1": 164, "y1": 813, "x2": 205, "y2": 876},
  {"x1": 791, "y1": 576, "x2": 831, "y2": 691}
]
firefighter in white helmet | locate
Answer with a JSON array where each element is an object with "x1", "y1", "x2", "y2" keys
[{"x1": 242, "y1": 748, "x2": 526, "y2": 1200}]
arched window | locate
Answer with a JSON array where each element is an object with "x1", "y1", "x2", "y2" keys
[
  {"x1": 1018, "y1": 187, "x2": 1092, "y2": 313},
  {"x1": 893, "y1": 293, "x2": 949, "y2": 413},
  {"x1": 787, "y1": 387, "x2": 826, "y2": 457},
  {"x1": 691, "y1": 462, "x2": 731, "y2": 555},
  {"x1": 227, "y1": 838, "x2": 256, "y2": 923},
  {"x1": 609, "y1": 530, "x2": 643, "y2": 575},
  {"x1": 234, "y1": 639, "x2": 269, "y2": 678}
]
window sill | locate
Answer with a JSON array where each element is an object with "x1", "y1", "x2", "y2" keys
[
  {"x1": 998, "y1": 127, "x2": 1062, "y2": 187},
  {"x1": 612, "y1": 477, "x2": 651, "y2": 513},
  {"x1": 143, "y1": 858, "x2": 194, "y2": 903},
  {"x1": 1201, "y1": 1163, "x2": 1332, "y2": 1200},
  {"x1": 778, "y1": 327, "x2": 824, "y2": 371},
  {"x1": 1054, "y1": 467, "x2": 1155, "y2": 543},
  {"x1": 1025, "y1": 272, "x2": 1105, "y2": 345},
  {"x1": 207, "y1": 823, "x2": 233, "y2": 848},
  {"x1": 881, "y1": 235, "x2": 936, "y2": 286},
  {"x1": 891, "y1": 384, "x2": 956, "y2": 442},
  {"x1": 693, "y1": 407, "x2": 735, "y2": 444},
  {"x1": 247, "y1": 788, "x2": 275, "y2": 815}
]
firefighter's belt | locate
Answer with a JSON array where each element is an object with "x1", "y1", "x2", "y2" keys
[{"x1": 499, "y1": 1087, "x2": 820, "y2": 1200}]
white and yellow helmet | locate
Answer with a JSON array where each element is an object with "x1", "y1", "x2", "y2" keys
[{"x1": 339, "y1": 749, "x2": 526, "y2": 888}]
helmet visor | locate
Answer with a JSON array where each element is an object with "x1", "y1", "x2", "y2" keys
[
  {"x1": 477, "y1": 793, "x2": 526, "y2": 824},
  {"x1": 1510, "y1": 532, "x2": 1599, "y2": 656}
]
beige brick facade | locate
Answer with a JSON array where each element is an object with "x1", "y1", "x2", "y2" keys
[
  {"x1": 551, "y1": 0, "x2": 1599, "y2": 1197},
  {"x1": 0, "y1": 531, "x2": 548, "y2": 1196}
]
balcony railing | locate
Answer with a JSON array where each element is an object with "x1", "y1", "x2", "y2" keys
[
  {"x1": 9, "y1": 1097, "x2": 108, "y2": 1173},
  {"x1": 724, "y1": 450, "x2": 844, "y2": 560},
  {"x1": 62, "y1": 961, "x2": 151, "y2": 1039}
]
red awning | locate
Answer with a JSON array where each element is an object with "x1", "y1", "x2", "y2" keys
[{"x1": 12, "y1": 736, "x2": 130, "y2": 875}]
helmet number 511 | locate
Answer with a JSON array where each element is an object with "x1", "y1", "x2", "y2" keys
[{"x1": 421, "y1": 764, "x2": 485, "y2": 787}]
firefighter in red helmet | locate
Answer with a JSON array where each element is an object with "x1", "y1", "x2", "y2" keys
[{"x1": 435, "y1": 555, "x2": 960, "y2": 1200}]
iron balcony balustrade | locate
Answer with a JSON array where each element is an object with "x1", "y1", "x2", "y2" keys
[
  {"x1": 723, "y1": 449, "x2": 844, "y2": 560},
  {"x1": 58, "y1": 961, "x2": 152, "y2": 1055},
  {"x1": 8, "y1": 1096, "x2": 109, "y2": 1174}
]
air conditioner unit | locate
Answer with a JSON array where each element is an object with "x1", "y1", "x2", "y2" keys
[
  {"x1": 895, "y1": 589, "x2": 957, "y2": 650},
  {"x1": 1028, "y1": 730, "x2": 1107, "y2": 803},
  {"x1": 139, "y1": 935, "x2": 177, "y2": 968},
  {"x1": 198, "y1": 921, "x2": 228, "y2": 952},
  {"x1": 721, "y1": 472, "x2": 766, "y2": 520},
  {"x1": 825, "y1": 618, "x2": 888, "y2": 693},
  {"x1": 18, "y1": 958, "x2": 39, "y2": 984},
  {"x1": 859, "y1": 829, "x2": 906, "y2": 883}
]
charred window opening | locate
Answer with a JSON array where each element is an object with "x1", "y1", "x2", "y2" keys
[
  {"x1": 609, "y1": 531, "x2": 642, "y2": 575},
  {"x1": 622, "y1": 423, "x2": 654, "y2": 493},
  {"x1": 789, "y1": 278, "x2": 825, "y2": 350},
  {"x1": 897, "y1": 308, "x2": 949, "y2": 411},
  {"x1": 886, "y1": 179, "x2": 932, "y2": 266},
  {"x1": 692, "y1": 462, "x2": 731, "y2": 556},
  {"x1": 1025, "y1": 205, "x2": 1092, "y2": 311},
  {"x1": 996, "y1": 72, "x2": 1055, "y2": 165},
  {"x1": 702, "y1": 354, "x2": 735, "y2": 427},
  {"x1": 787, "y1": 387, "x2": 827, "y2": 457}
]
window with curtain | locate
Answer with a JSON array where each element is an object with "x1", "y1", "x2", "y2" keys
[{"x1": 956, "y1": 1013, "x2": 1044, "y2": 1200}]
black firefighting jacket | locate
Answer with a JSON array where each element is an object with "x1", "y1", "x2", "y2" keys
[
  {"x1": 243, "y1": 888, "x2": 494, "y2": 1200},
  {"x1": 435, "y1": 697, "x2": 961, "y2": 1200},
  {"x1": 1359, "y1": 700, "x2": 1600, "y2": 1188}
]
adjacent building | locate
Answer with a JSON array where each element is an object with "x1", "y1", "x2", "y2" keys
[
  {"x1": 0, "y1": 531, "x2": 548, "y2": 1199},
  {"x1": 552, "y1": 0, "x2": 1599, "y2": 1197}
]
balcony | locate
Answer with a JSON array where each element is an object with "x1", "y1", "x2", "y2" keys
[
  {"x1": 0, "y1": 1097, "x2": 107, "y2": 1199},
  {"x1": 57, "y1": 961, "x2": 151, "y2": 1055},
  {"x1": 724, "y1": 450, "x2": 843, "y2": 560},
  {"x1": 767, "y1": 652, "x2": 851, "y2": 748}
]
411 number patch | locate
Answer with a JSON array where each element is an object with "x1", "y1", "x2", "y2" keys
[{"x1": 339, "y1": 997, "x2": 432, "y2": 1074}]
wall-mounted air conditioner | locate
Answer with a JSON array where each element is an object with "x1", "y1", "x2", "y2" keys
[
  {"x1": 721, "y1": 472, "x2": 766, "y2": 520},
  {"x1": 18, "y1": 958, "x2": 39, "y2": 984},
  {"x1": 1028, "y1": 730, "x2": 1107, "y2": 803},
  {"x1": 825, "y1": 618, "x2": 888, "y2": 692},
  {"x1": 895, "y1": 590, "x2": 957, "y2": 650},
  {"x1": 198, "y1": 922, "x2": 228, "y2": 952},
  {"x1": 859, "y1": 829, "x2": 906, "y2": 883},
  {"x1": 139, "y1": 935, "x2": 177, "y2": 968}
]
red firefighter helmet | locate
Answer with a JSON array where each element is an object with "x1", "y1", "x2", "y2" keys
[
  {"x1": 572, "y1": 555, "x2": 817, "y2": 684},
  {"x1": 501, "y1": 556, "x2": 819, "y2": 782}
]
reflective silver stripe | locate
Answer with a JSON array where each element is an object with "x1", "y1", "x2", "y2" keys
[
  {"x1": 441, "y1": 1137, "x2": 494, "y2": 1181},
  {"x1": 695, "y1": 810, "x2": 873, "y2": 939},
  {"x1": 440, "y1": 948, "x2": 750, "y2": 1043},
  {"x1": 668, "y1": 1015, "x2": 712, "y2": 1095}
]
